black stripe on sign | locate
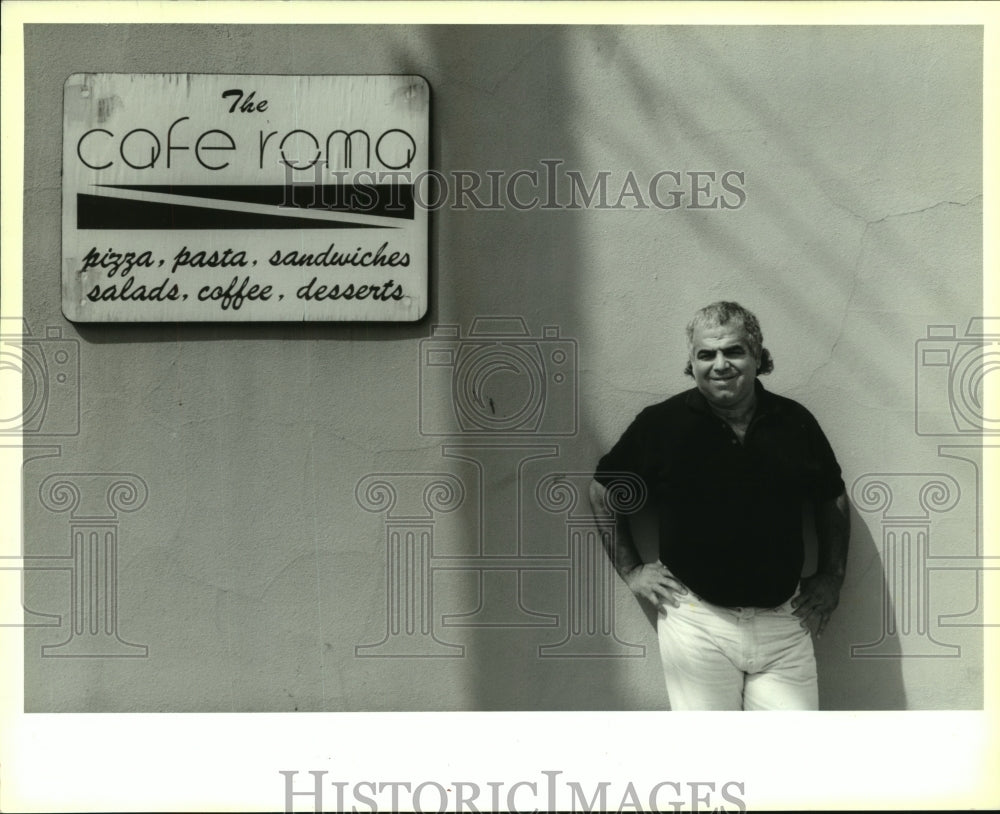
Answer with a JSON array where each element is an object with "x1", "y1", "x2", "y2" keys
[
  {"x1": 77, "y1": 194, "x2": 395, "y2": 230},
  {"x1": 95, "y1": 184, "x2": 415, "y2": 220}
]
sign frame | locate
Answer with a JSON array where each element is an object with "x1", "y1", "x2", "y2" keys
[{"x1": 61, "y1": 72, "x2": 430, "y2": 323}]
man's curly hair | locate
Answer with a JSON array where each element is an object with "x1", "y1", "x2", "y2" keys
[{"x1": 683, "y1": 300, "x2": 774, "y2": 377}]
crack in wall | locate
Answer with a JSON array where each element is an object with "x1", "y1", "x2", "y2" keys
[{"x1": 805, "y1": 194, "x2": 982, "y2": 390}]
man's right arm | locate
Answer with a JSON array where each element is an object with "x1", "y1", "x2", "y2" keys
[{"x1": 588, "y1": 478, "x2": 687, "y2": 609}]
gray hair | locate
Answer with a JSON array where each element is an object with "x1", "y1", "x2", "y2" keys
[{"x1": 683, "y1": 300, "x2": 774, "y2": 377}]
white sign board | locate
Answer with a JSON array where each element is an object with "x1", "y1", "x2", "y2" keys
[{"x1": 61, "y1": 74, "x2": 429, "y2": 322}]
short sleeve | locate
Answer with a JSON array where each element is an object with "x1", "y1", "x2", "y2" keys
[
  {"x1": 801, "y1": 409, "x2": 846, "y2": 500},
  {"x1": 594, "y1": 408, "x2": 656, "y2": 498}
]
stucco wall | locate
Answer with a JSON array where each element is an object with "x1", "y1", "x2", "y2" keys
[{"x1": 21, "y1": 24, "x2": 983, "y2": 711}]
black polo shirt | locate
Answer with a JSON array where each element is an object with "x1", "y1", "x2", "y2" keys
[{"x1": 595, "y1": 382, "x2": 845, "y2": 608}]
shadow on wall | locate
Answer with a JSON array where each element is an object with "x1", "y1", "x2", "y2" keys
[
  {"x1": 814, "y1": 505, "x2": 906, "y2": 710},
  {"x1": 417, "y1": 25, "x2": 647, "y2": 711}
]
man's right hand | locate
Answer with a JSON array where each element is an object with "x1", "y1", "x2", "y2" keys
[{"x1": 623, "y1": 562, "x2": 688, "y2": 611}]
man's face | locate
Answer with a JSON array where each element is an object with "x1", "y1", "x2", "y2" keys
[{"x1": 689, "y1": 322, "x2": 759, "y2": 409}]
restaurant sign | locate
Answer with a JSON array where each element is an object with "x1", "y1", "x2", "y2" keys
[{"x1": 62, "y1": 74, "x2": 429, "y2": 322}]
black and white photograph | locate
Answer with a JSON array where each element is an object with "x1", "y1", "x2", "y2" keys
[{"x1": 2, "y1": 1, "x2": 997, "y2": 811}]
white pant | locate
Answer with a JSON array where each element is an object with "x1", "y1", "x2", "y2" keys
[{"x1": 656, "y1": 584, "x2": 818, "y2": 710}]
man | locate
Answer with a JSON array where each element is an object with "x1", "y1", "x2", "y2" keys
[{"x1": 590, "y1": 301, "x2": 849, "y2": 710}]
